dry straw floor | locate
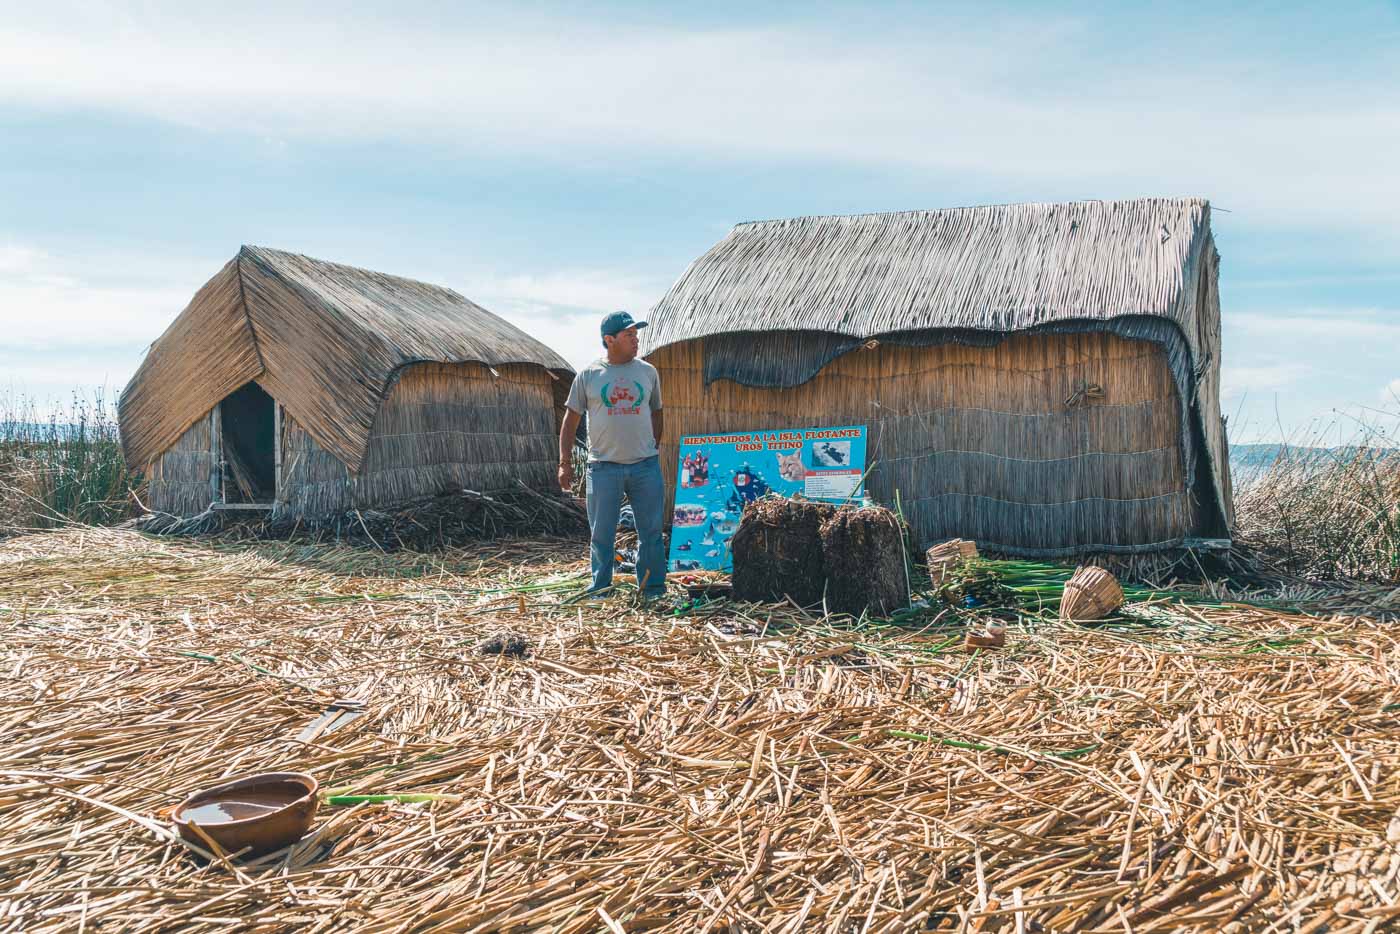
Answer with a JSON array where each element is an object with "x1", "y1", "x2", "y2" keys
[{"x1": 2, "y1": 528, "x2": 1399, "y2": 932}]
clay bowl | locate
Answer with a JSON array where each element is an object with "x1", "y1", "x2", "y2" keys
[{"x1": 172, "y1": 771, "x2": 319, "y2": 858}]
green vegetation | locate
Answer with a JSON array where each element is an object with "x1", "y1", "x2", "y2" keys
[{"x1": 0, "y1": 392, "x2": 141, "y2": 533}]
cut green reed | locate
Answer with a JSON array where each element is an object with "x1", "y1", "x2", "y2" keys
[
  {"x1": 955, "y1": 558, "x2": 1298, "y2": 612},
  {"x1": 324, "y1": 793, "x2": 463, "y2": 806},
  {"x1": 886, "y1": 729, "x2": 1100, "y2": 760}
]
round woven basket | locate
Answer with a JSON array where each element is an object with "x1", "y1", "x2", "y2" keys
[
  {"x1": 927, "y1": 538, "x2": 979, "y2": 586},
  {"x1": 1060, "y1": 565, "x2": 1124, "y2": 621}
]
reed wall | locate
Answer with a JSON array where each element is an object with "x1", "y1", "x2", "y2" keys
[
  {"x1": 277, "y1": 361, "x2": 558, "y2": 518},
  {"x1": 652, "y1": 331, "x2": 1202, "y2": 555},
  {"x1": 146, "y1": 412, "x2": 215, "y2": 516}
]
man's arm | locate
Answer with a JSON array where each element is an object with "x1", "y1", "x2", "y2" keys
[
  {"x1": 650, "y1": 368, "x2": 664, "y2": 450},
  {"x1": 559, "y1": 408, "x2": 582, "y2": 491}
]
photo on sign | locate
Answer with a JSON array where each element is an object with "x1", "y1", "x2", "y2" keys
[
  {"x1": 679, "y1": 450, "x2": 711, "y2": 488},
  {"x1": 673, "y1": 504, "x2": 707, "y2": 526},
  {"x1": 776, "y1": 450, "x2": 805, "y2": 482},
  {"x1": 810, "y1": 440, "x2": 851, "y2": 468}
]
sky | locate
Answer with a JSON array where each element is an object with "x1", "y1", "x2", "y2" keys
[{"x1": 1, "y1": 0, "x2": 1397, "y2": 444}]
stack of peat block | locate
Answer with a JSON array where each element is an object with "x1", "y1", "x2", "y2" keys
[{"x1": 729, "y1": 497, "x2": 909, "y2": 617}]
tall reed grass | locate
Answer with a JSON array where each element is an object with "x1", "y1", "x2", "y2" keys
[
  {"x1": 0, "y1": 392, "x2": 142, "y2": 533},
  {"x1": 1231, "y1": 411, "x2": 1399, "y2": 583}
]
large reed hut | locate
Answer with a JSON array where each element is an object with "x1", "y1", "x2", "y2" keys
[
  {"x1": 643, "y1": 197, "x2": 1233, "y2": 556},
  {"x1": 119, "y1": 246, "x2": 574, "y2": 519}
]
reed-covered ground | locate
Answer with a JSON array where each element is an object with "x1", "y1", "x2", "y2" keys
[
  {"x1": 1, "y1": 394, "x2": 1395, "y2": 928},
  {"x1": 2, "y1": 527, "x2": 1398, "y2": 932}
]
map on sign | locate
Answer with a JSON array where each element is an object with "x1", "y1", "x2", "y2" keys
[{"x1": 668, "y1": 424, "x2": 868, "y2": 573}]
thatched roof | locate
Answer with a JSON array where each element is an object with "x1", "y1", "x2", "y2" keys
[
  {"x1": 119, "y1": 246, "x2": 573, "y2": 473},
  {"x1": 642, "y1": 197, "x2": 1216, "y2": 358}
]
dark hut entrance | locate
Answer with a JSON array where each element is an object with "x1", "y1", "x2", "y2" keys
[{"x1": 219, "y1": 382, "x2": 276, "y2": 504}]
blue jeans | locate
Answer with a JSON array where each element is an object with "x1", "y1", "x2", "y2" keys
[{"x1": 586, "y1": 456, "x2": 667, "y2": 596}]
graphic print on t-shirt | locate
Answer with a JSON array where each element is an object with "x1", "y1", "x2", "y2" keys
[
  {"x1": 566, "y1": 358, "x2": 661, "y2": 464},
  {"x1": 602, "y1": 380, "x2": 646, "y2": 416}
]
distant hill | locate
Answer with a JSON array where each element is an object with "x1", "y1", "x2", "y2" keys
[
  {"x1": 1230, "y1": 443, "x2": 1398, "y2": 477},
  {"x1": 1230, "y1": 444, "x2": 1324, "y2": 472}
]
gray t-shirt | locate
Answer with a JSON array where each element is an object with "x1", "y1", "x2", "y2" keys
[{"x1": 565, "y1": 358, "x2": 663, "y2": 464}]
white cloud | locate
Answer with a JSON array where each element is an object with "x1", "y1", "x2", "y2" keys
[
  {"x1": 470, "y1": 269, "x2": 663, "y2": 371},
  {"x1": 1218, "y1": 305, "x2": 1400, "y2": 440},
  {"x1": 0, "y1": 243, "x2": 192, "y2": 401},
  {"x1": 478, "y1": 271, "x2": 659, "y2": 320},
  {"x1": 0, "y1": 360, "x2": 127, "y2": 400},
  {"x1": 0, "y1": 242, "x2": 194, "y2": 347},
  {"x1": 1, "y1": 5, "x2": 1398, "y2": 234},
  {"x1": 1222, "y1": 362, "x2": 1312, "y2": 396},
  {"x1": 487, "y1": 304, "x2": 603, "y2": 373},
  {"x1": 1382, "y1": 378, "x2": 1400, "y2": 405},
  {"x1": 0, "y1": 279, "x2": 187, "y2": 347},
  {"x1": 0, "y1": 245, "x2": 54, "y2": 277},
  {"x1": 4, "y1": 4, "x2": 1398, "y2": 428},
  {"x1": 1228, "y1": 310, "x2": 1400, "y2": 343}
]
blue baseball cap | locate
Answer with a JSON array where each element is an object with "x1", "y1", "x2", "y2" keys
[{"x1": 601, "y1": 310, "x2": 647, "y2": 338}]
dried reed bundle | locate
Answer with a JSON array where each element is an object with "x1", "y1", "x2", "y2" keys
[
  {"x1": 1060, "y1": 564, "x2": 1125, "y2": 621},
  {"x1": 731, "y1": 500, "x2": 908, "y2": 615},
  {"x1": 134, "y1": 482, "x2": 587, "y2": 550}
]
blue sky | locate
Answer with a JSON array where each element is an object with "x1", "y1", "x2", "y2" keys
[{"x1": 2, "y1": 0, "x2": 1397, "y2": 442}]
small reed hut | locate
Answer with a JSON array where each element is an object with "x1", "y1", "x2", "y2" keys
[
  {"x1": 642, "y1": 197, "x2": 1234, "y2": 556},
  {"x1": 119, "y1": 246, "x2": 574, "y2": 519}
]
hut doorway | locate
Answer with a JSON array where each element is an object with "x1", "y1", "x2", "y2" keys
[{"x1": 219, "y1": 382, "x2": 277, "y2": 504}]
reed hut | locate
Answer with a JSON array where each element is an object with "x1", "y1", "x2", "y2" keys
[
  {"x1": 119, "y1": 246, "x2": 574, "y2": 519},
  {"x1": 642, "y1": 197, "x2": 1233, "y2": 556}
]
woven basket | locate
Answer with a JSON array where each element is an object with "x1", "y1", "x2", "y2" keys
[
  {"x1": 1060, "y1": 566, "x2": 1124, "y2": 621},
  {"x1": 927, "y1": 539, "x2": 979, "y2": 587}
]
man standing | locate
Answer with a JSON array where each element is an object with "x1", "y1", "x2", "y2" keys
[{"x1": 558, "y1": 311, "x2": 667, "y2": 599}]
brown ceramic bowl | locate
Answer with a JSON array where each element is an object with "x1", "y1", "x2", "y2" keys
[{"x1": 173, "y1": 771, "x2": 319, "y2": 858}]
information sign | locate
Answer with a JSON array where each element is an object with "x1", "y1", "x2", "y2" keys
[{"x1": 668, "y1": 424, "x2": 867, "y2": 573}]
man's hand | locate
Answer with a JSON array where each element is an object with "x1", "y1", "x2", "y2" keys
[{"x1": 558, "y1": 461, "x2": 574, "y2": 492}]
